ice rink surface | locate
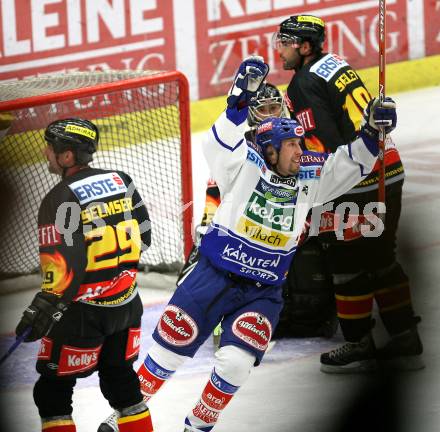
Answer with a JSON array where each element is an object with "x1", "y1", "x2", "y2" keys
[{"x1": 0, "y1": 86, "x2": 439, "y2": 431}]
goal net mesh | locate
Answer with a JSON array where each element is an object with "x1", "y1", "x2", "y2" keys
[{"x1": 0, "y1": 70, "x2": 192, "y2": 276}]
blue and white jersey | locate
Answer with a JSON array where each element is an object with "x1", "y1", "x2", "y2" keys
[{"x1": 199, "y1": 107, "x2": 377, "y2": 285}]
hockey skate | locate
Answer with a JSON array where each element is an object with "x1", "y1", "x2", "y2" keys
[
  {"x1": 320, "y1": 333, "x2": 377, "y2": 373},
  {"x1": 98, "y1": 401, "x2": 152, "y2": 432},
  {"x1": 97, "y1": 410, "x2": 119, "y2": 432},
  {"x1": 377, "y1": 326, "x2": 425, "y2": 371}
]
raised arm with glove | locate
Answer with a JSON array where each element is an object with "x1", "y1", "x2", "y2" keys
[{"x1": 226, "y1": 55, "x2": 269, "y2": 111}]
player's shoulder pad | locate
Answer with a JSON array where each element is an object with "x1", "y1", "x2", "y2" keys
[
  {"x1": 50, "y1": 179, "x2": 78, "y2": 202},
  {"x1": 309, "y1": 53, "x2": 350, "y2": 82},
  {"x1": 300, "y1": 150, "x2": 328, "y2": 167},
  {"x1": 113, "y1": 169, "x2": 132, "y2": 185},
  {"x1": 39, "y1": 181, "x2": 78, "y2": 222}
]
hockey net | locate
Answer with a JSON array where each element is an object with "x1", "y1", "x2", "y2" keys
[{"x1": 0, "y1": 70, "x2": 192, "y2": 276}]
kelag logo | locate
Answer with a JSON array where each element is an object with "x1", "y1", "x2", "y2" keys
[{"x1": 244, "y1": 193, "x2": 294, "y2": 232}]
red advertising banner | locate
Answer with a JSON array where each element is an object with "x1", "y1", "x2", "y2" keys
[
  {"x1": 0, "y1": 0, "x2": 175, "y2": 81},
  {"x1": 0, "y1": 0, "x2": 438, "y2": 100},
  {"x1": 196, "y1": 0, "x2": 409, "y2": 99},
  {"x1": 424, "y1": 0, "x2": 440, "y2": 56}
]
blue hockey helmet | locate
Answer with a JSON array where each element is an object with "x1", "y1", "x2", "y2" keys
[{"x1": 256, "y1": 117, "x2": 304, "y2": 157}]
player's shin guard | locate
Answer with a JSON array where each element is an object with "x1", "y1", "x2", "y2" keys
[
  {"x1": 137, "y1": 341, "x2": 187, "y2": 401},
  {"x1": 184, "y1": 346, "x2": 255, "y2": 431},
  {"x1": 42, "y1": 416, "x2": 76, "y2": 432},
  {"x1": 374, "y1": 263, "x2": 418, "y2": 335},
  {"x1": 333, "y1": 273, "x2": 374, "y2": 342}
]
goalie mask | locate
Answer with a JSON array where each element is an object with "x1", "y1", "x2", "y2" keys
[
  {"x1": 45, "y1": 118, "x2": 99, "y2": 165},
  {"x1": 248, "y1": 83, "x2": 287, "y2": 127}
]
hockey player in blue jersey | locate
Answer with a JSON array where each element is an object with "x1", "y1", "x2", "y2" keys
[{"x1": 98, "y1": 56, "x2": 397, "y2": 432}]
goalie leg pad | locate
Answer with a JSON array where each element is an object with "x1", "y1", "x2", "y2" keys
[{"x1": 274, "y1": 239, "x2": 336, "y2": 338}]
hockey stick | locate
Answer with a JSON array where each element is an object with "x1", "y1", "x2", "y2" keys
[
  {"x1": 378, "y1": 0, "x2": 387, "y2": 217},
  {"x1": 0, "y1": 327, "x2": 32, "y2": 366}
]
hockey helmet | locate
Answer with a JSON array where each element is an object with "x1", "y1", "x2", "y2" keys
[
  {"x1": 256, "y1": 117, "x2": 304, "y2": 157},
  {"x1": 248, "y1": 83, "x2": 287, "y2": 127},
  {"x1": 45, "y1": 118, "x2": 99, "y2": 165},
  {"x1": 274, "y1": 15, "x2": 325, "y2": 51}
]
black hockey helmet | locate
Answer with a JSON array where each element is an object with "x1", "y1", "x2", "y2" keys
[
  {"x1": 44, "y1": 118, "x2": 99, "y2": 165},
  {"x1": 248, "y1": 83, "x2": 286, "y2": 127},
  {"x1": 275, "y1": 15, "x2": 325, "y2": 52}
]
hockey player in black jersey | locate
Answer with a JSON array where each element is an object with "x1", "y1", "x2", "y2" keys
[
  {"x1": 274, "y1": 14, "x2": 423, "y2": 372},
  {"x1": 15, "y1": 118, "x2": 153, "y2": 432}
]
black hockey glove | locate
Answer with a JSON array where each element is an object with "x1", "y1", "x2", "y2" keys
[
  {"x1": 15, "y1": 292, "x2": 68, "y2": 342},
  {"x1": 360, "y1": 96, "x2": 397, "y2": 140}
]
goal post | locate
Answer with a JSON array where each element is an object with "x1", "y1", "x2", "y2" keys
[{"x1": 0, "y1": 70, "x2": 193, "y2": 276}]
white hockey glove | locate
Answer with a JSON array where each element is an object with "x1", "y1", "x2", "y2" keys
[
  {"x1": 227, "y1": 56, "x2": 269, "y2": 110},
  {"x1": 360, "y1": 96, "x2": 397, "y2": 141}
]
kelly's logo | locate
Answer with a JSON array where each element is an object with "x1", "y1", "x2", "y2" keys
[{"x1": 57, "y1": 345, "x2": 102, "y2": 375}]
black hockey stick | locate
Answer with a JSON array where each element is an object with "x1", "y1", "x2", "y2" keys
[{"x1": 0, "y1": 327, "x2": 32, "y2": 366}]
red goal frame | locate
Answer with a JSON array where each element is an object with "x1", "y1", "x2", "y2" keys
[{"x1": 0, "y1": 71, "x2": 194, "y2": 260}]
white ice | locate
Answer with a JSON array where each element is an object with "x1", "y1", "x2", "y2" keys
[{"x1": 0, "y1": 86, "x2": 439, "y2": 431}]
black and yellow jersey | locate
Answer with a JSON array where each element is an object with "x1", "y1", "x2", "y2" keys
[
  {"x1": 286, "y1": 52, "x2": 404, "y2": 195},
  {"x1": 38, "y1": 167, "x2": 150, "y2": 306}
]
